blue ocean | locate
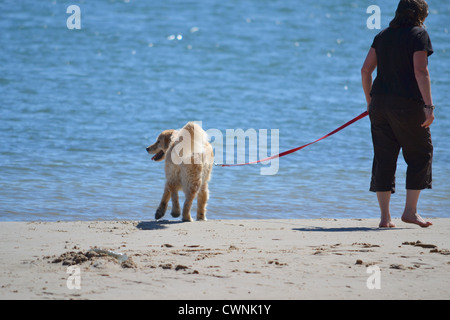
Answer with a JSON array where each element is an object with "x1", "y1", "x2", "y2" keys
[{"x1": 1, "y1": 0, "x2": 449, "y2": 221}]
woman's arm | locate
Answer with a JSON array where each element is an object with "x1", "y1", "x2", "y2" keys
[
  {"x1": 413, "y1": 50, "x2": 434, "y2": 128},
  {"x1": 361, "y1": 48, "x2": 377, "y2": 111}
]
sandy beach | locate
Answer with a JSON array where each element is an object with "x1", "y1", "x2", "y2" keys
[{"x1": 0, "y1": 218, "x2": 449, "y2": 300}]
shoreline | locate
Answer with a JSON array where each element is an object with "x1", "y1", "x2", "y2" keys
[{"x1": 1, "y1": 218, "x2": 449, "y2": 300}]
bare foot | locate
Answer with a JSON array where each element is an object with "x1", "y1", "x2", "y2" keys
[
  {"x1": 379, "y1": 220, "x2": 396, "y2": 228},
  {"x1": 401, "y1": 213, "x2": 432, "y2": 228}
]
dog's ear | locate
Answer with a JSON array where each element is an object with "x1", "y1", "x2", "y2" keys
[
  {"x1": 163, "y1": 130, "x2": 177, "y2": 149},
  {"x1": 163, "y1": 134, "x2": 171, "y2": 149}
]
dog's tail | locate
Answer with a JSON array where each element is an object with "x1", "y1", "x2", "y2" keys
[{"x1": 183, "y1": 122, "x2": 207, "y2": 155}]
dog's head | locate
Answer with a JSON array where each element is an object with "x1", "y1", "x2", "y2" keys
[{"x1": 146, "y1": 129, "x2": 177, "y2": 162}]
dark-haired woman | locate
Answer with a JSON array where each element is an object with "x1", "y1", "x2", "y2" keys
[{"x1": 361, "y1": 0, "x2": 434, "y2": 228}]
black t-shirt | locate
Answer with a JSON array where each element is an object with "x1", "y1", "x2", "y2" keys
[{"x1": 370, "y1": 26, "x2": 433, "y2": 102}]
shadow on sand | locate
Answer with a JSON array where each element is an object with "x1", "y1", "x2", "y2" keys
[
  {"x1": 136, "y1": 220, "x2": 185, "y2": 231},
  {"x1": 292, "y1": 226, "x2": 404, "y2": 232}
]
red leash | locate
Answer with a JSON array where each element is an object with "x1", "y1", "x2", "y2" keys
[{"x1": 218, "y1": 111, "x2": 369, "y2": 167}]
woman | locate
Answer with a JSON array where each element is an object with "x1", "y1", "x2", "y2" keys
[{"x1": 361, "y1": 0, "x2": 435, "y2": 228}]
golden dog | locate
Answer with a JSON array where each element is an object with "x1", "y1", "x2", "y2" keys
[{"x1": 146, "y1": 122, "x2": 214, "y2": 222}]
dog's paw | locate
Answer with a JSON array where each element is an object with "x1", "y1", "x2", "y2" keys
[
  {"x1": 171, "y1": 210, "x2": 181, "y2": 218},
  {"x1": 155, "y1": 207, "x2": 166, "y2": 220},
  {"x1": 196, "y1": 213, "x2": 207, "y2": 221},
  {"x1": 182, "y1": 216, "x2": 193, "y2": 222}
]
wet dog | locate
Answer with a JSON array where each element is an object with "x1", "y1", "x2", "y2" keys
[{"x1": 146, "y1": 122, "x2": 214, "y2": 221}]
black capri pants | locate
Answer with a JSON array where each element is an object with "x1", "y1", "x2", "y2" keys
[{"x1": 369, "y1": 95, "x2": 433, "y2": 193}]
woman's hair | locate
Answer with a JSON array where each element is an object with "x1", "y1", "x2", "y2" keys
[{"x1": 389, "y1": 0, "x2": 429, "y2": 28}]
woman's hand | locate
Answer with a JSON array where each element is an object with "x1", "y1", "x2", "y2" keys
[{"x1": 421, "y1": 108, "x2": 435, "y2": 128}]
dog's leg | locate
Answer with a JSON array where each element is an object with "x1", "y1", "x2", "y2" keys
[
  {"x1": 196, "y1": 183, "x2": 209, "y2": 221},
  {"x1": 182, "y1": 194, "x2": 196, "y2": 222},
  {"x1": 182, "y1": 184, "x2": 200, "y2": 222},
  {"x1": 170, "y1": 190, "x2": 181, "y2": 218},
  {"x1": 155, "y1": 185, "x2": 171, "y2": 220}
]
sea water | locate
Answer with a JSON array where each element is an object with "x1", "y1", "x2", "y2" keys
[{"x1": 0, "y1": 0, "x2": 449, "y2": 221}]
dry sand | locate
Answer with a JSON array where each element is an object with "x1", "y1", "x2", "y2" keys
[{"x1": 0, "y1": 218, "x2": 449, "y2": 300}]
